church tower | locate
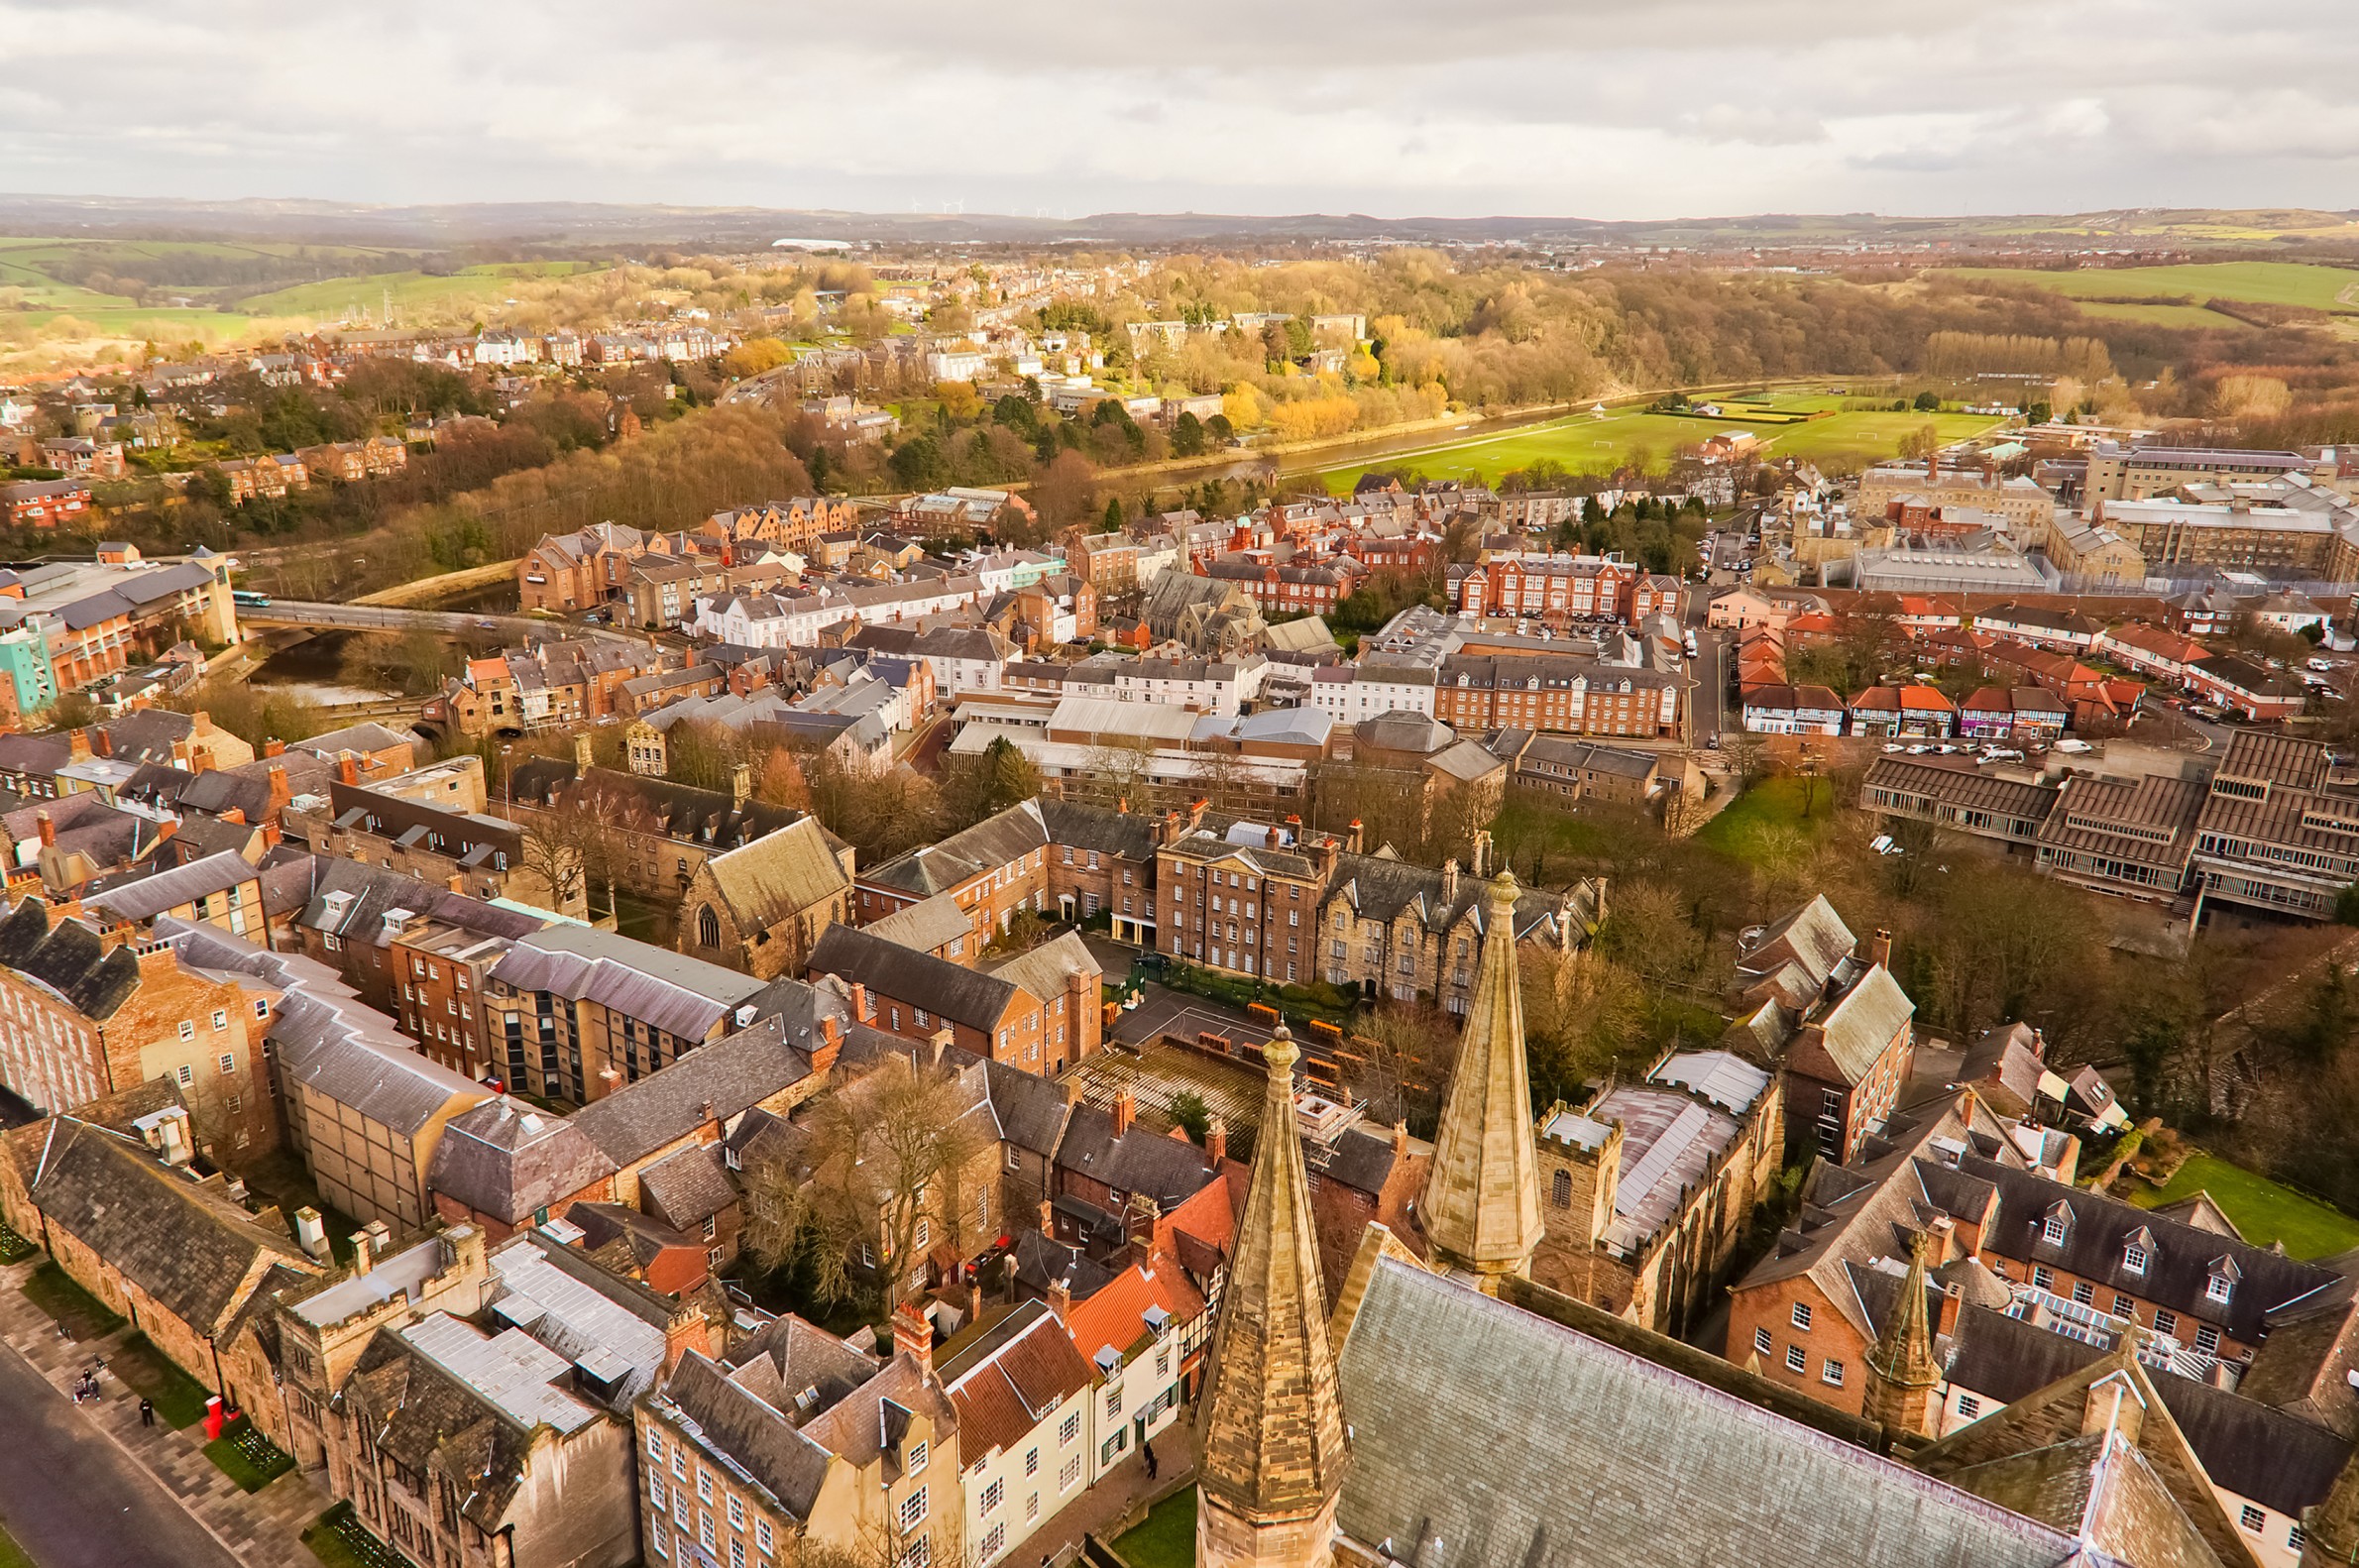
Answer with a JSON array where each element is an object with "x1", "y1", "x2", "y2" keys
[
  {"x1": 1418, "y1": 868, "x2": 1543, "y2": 1288},
  {"x1": 1198, "y1": 1027, "x2": 1350, "y2": 1568},
  {"x1": 2303, "y1": 1442, "x2": 2359, "y2": 1566},
  {"x1": 1862, "y1": 1230, "x2": 1942, "y2": 1450}
]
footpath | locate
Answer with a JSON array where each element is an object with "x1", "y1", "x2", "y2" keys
[{"x1": 0, "y1": 1257, "x2": 324, "y2": 1568}]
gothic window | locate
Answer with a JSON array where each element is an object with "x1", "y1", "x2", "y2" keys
[
  {"x1": 1552, "y1": 1170, "x2": 1572, "y2": 1208},
  {"x1": 698, "y1": 905, "x2": 722, "y2": 948}
]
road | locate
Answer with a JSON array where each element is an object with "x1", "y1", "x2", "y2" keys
[
  {"x1": 1681, "y1": 591, "x2": 1729, "y2": 749},
  {"x1": 242, "y1": 601, "x2": 643, "y2": 647},
  {"x1": 0, "y1": 1341, "x2": 242, "y2": 1568}
]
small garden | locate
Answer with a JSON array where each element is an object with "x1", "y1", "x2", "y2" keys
[
  {"x1": 1157, "y1": 960, "x2": 1357, "y2": 1027},
  {"x1": 2125, "y1": 1151, "x2": 2359, "y2": 1260},
  {"x1": 303, "y1": 1504, "x2": 407, "y2": 1568},
  {"x1": 1110, "y1": 1488, "x2": 1197, "y2": 1568},
  {"x1": 22, "y1": 1262, "x2": 124, "y2": 1340},
  {"x1": 204, "y1": 1415, "x2": 294, "y2": 1492},
  {"x1": 107, "y1": 1333, "x2": 212, "y2": 1428}
]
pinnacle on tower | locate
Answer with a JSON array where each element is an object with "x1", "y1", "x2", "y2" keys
[
  {"x1": 1197, "y1": 1026, "x2": 1350, "y2": 1568},
  {"x1": 1863, "y1": 1229, "x2": 1942, "y2": 1447},
  {"x1": 1418, "y1": 868, "x2": 1543, "y2": 1286}
]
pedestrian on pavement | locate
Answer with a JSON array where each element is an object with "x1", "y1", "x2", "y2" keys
[
  {"x1": 139, "y1": 1399, "x2": 154, "y2": 1427},
  {"x1": 1143, "y1": 1439, "x2": 1157, "y2": 1480}
]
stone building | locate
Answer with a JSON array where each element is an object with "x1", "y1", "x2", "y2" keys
[
  {"x1": 675, "y1": 814, "x2": 854, "y2": 980},
  {"x1": 1530, "y1": 1049, "x2": 1783, "y2": 1337}
]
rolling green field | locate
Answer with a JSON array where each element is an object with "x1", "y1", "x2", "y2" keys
[
  {"x1": 238, "y1": 263, "x2": 605, "y2": 318},
  {"x1": 1308, "y1": 401, "x2": 2003, "y2": 491},
  {"x1": 1942, "y1": 261, "x2": 2359, "y2": 315}
]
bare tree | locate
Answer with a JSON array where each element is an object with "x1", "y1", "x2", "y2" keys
[{"x1": 739, "y1": 1055, "x2": 991, "y2": 1311}]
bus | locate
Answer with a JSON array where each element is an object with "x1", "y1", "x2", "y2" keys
[{"x1": 231, "y1": 590, "x2": 273, "y2": 611}]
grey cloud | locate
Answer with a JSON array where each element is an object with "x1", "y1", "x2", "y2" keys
[{"x1": 0, "y1": 0, "x2": 2356, "y2": 218}]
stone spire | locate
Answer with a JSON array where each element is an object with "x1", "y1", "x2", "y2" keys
[
  {"x1": 2304, "y1": 1446, "x2": 2359, "y2": 1567},
  {"x1": 1863, "y1": 1230, "x2": 1942, "y2": 1448},
  {"x1": 1198, "y1": 1027, "x2": 1349, "y2": 1568},
  {"x1": 1418, "y1": 868, "x2": 1542, "y2": 1288}
]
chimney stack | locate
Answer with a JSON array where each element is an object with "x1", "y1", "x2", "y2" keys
[
  {"x1": 1347, "y1": 818, "x2": 1364, "y2": 853},
  {"x1": 811, "y1": 1014, "x2": 842, "y2": 1075},
  {"x1": 1441, "y1": 857, "x2": 1460, "y2": 904},
  {"x1": 1111, "y1": 1088, "x2": 1137, "y2": 1139},
  {"x1": 1047, "y1": 1276, "x2": 1071, "y2": 1323},
  {"x1": 1471, "y1": 828, "x2": 1493, "y2": 879},
  {"x1": 662, "y1": 1301, "x2": 712, "y2": 1375},
  {"x1": 1040, "y1": 1198, "x2": 1056, "y2": 1236},
  {"x1": 266, "y1": 763, "x2": 291, "y2": 818},
  {"x1": 263, "y1": 737, "x2": 284, "y2": 759},
  {"x1": 848, "y1": 982, "x2": 868, "y2": 1023},
  {"x1": 337, "y1": 754, "x2": 359, "y2": 788},
  {"x1": 730, "y1": 762, "x2": 752, "y2": 809},
  {"x1": 967, "y1": 1277, "x2": 984, "y2": 1326},
  {"x1": 1204, "y1": 1114, "x2": 1227, "y2": 1166},
  {"x1": 35, "y1": 811, "x2": 54, "y2": 849},
  {"x1": 1393, "y1": 1118, "x2": 1409, "y2": 1157},
  {"x1": 1870, "y1": 928, "x2": 1893, "y2": 970},
  {"x1": 891, "y1": 1301, "x2": 934, "y2": 1374},
  {"x1": 349, "y1": 1229, "x2": 376, "y2": 1276}
]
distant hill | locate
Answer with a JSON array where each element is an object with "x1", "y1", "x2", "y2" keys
[{"x1": 2, "y1": 193, "x2": 2357, "y2": 251}]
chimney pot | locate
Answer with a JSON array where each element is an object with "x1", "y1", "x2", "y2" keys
[
  {"x1": 1111, "y1": 1088, "x2": 1137, "y2": 1139},
  {"x1": 1870, "y1": 928, "x2": 1893, "y2": 969},
  {"x1": 263, "y1": 737, "x2": 284, "y2": 758}
]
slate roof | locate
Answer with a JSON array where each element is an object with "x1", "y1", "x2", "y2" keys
[
  {"x1": 1055, "y1": 1103, "x2": 1220, "y2": 1209},
  {"x1": 1334, "y1": 1258, "x2": 2084, "y2": 1568},
  {"x1": 491, "y1": 925, "x2": 765, "y2": 1042},
  {"x1": 637, "y1": 1145, "x2": 739, "y2": 1231},
  {"x1": 1011, "y1": 1229, "x2": 1119, "y2": 1300},
  {"x1": 29, "y1": 1120, "x2": 315, "y2": 1336},
  {"x1": 1036, "y1": 797, "x2": 1160, "y2": 862},
  {"x1": 1788, "y1": 964, "x2": 1914, "y2": 1087},
  {"x1": 82, "y1": 849, "x2": 259, "y2": 923},
  {"x1": 427, "y1": 1097, "x2": 617, "y2": 1225},
  {"x1": 1964, "y1": 1153, "x2": 2338, "y2": 1343},
  {"x1": 660, "y1": 1351, "x2": 838, "y2": 1519},
  {"x1": 982, "y1": 931, "x2": 1102, "y2": 1005},
  {"x1": 269, "y1": 988, "x2": 487, "y2": 1139},
  {"x1": 982, "y1": 1058, "x2": 1071, "y2": 1159},
  {"x1": 859, "y1": 800, "x2": 1049, "y2": 897},
  {"x1": 565, "y1": 1016, "x2": 808, "y2": 1168},
  {"x1": 860, "y1": 891, "x2": 976, "y2": 954},
  {"x1": 506, "y1": 762, "x2": 804, "y2": 853},
  {"x1": 809, "y1": 924, "x2": 1020, "y2": 1033},
  {"x1": 341, "y1": 1327, "x2": 542, "y2": 1529},
  {"x1": 1738, "y1": 894, "x2": 1855, "y2": 991},
  {"x1": 0, "y1": 897, "x2": 141, "y2": 1019}
]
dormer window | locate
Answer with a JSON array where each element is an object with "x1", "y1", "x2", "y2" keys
[
  {"x1": 2042, "y1": 1213, "x2": 2069, "y2": 1247},
  {"x1": 2206, "y1": 1273, "x2": 2233, "y2": 1305},
  {"x1": 2124, "y1": 1245, "x2": 2148, "y2": 1274}
]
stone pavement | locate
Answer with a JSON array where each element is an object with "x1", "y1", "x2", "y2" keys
[
  {"x1": 0, "y1": 1258, "x2": 324, "y2": 1568},
  {"x1": 1028, "y1": 1420, "x2": 1199, "y2": 1568}
]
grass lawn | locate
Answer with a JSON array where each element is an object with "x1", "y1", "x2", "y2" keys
[
  {"x1": 2129, "y1": 1153, "x2": 2359, "y2": 1260},
  {"x1": 2070, "y1": 300, "x2": 2252, "y2": 331},
  {"x1": 0, "y1": 1517, "x2": 32, "y2": 1568},
  {"x1": 1306, "y1": 405, "x2": 2001, "y2": 492},
  {"x1": 1695, "y1": 775, "x2": 1842, "y2": 863},
  {"x1": 303, "y1": 1505, "x2": 407, "y2": 1568},
  {"x1": 22, "y1": 1262, "x2": 126, "y2": 1340},
  {"x1": 204, "y1": 1417, "x2": 294, "y2": 1493},
  {"x1": 1939, "y1": 261, "x2": 2359, "y2": 314},
  {"x1": 235, "y1": 265, "x2": 606, "y2": 319},
  {"x1": 1112, "y1": 1488, "x2": 1197, "y2": 1568},
  {"x1": 107, "y1": 1333, "x2": 213, "y2": 1428}
]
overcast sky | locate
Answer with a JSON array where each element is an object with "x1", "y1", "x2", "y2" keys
[{"x1": 3, "y1": 0, "x2": 2354, "y2": 220}]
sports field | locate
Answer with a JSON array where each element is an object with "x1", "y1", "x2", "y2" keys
[
  {"x1": 1942, "y1": 261, "x2": 2359, "y2": 315},
  {"x1": 1305, "y1": 398, "x2": 2004, "y2": 491}
]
